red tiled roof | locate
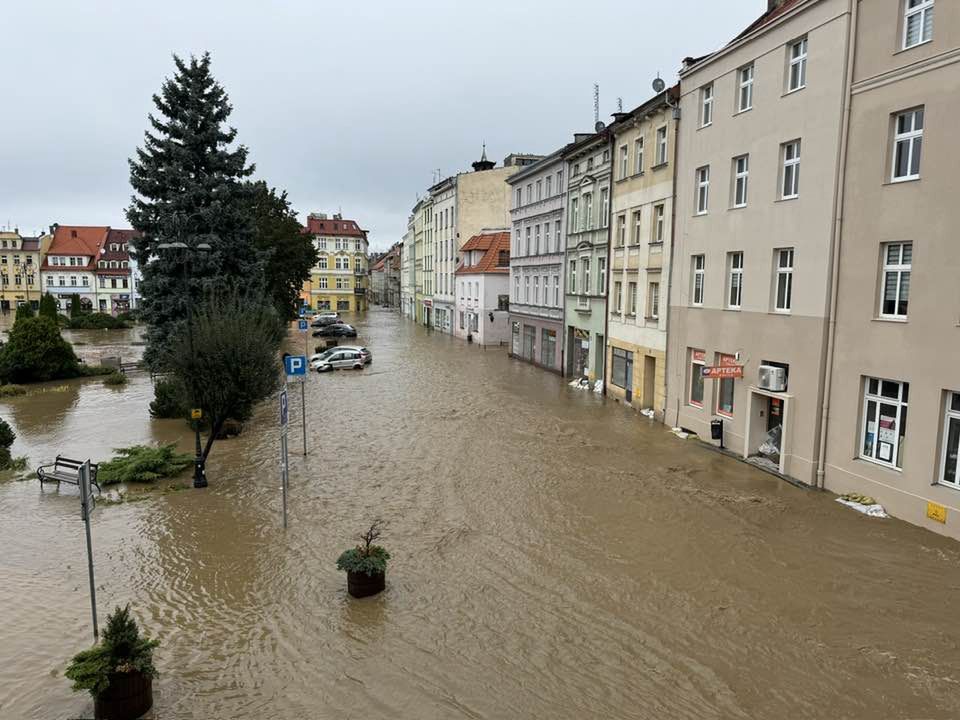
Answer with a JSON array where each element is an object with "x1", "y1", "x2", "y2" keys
[
  {"x1": 305, "y1": 215, "x2": 365, "y2": 237},
  {"x1": 456, "y1": 231, "x2": 511, "y2": 275},
  {"x1": 42, "y1": 225, "x2": 108, "y2": 271},
  {"x1": 97, "y1": 228, "x2": 138, "y2": 274}
]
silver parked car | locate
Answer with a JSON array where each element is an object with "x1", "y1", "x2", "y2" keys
[{"x1": 311, "y1": 347, "x2": 369, "y2": 372}]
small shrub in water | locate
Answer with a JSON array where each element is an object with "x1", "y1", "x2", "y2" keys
[
  {"x1": 336, "y1": 520, "x2": 390, "y2": 577},
  {"x1": 98, "y1": 444, "x2": 193, "y2": 485},
  {"x1": 103, "y1": 371, "x2": 127, "y2": 387}
]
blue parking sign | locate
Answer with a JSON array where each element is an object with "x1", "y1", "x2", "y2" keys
[
  {"x1": 297, "y1": 319, "x2": 308, "y2": 332},
  {"x1": 284, "y1": 355, "x2": 307, "y2": 377},
  {"x1": 279, "y1": 388, "x2": 289, "y2": 427},
  {"x1": 298, "y1": 305, "x2": 306, "y2": 317}
]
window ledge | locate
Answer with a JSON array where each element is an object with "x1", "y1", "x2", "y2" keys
[
  {"x1": 651, "y1": 162, "x2": 669, "y2": 172},
  {"x1": 775, "y1": 196, "x2": 799, "y2": 203},
  {"x1": 874, "y1": 315, "x2": 908, "y2": 323},
  {"x1": 782, "y1": 86, "x2": 806, "y2": 98},
  {"x1": 733, "y1": 107, "x2": 753, "y2": 116},
  {"x1": 885, "y1": 176, "x2": 921, "y2": 186},
  {"x1": 729, "y1": 204, "x2": 747, "y2": 211},
  {"x1": 856, "y1": 456, "x2": 903, "y2": 474},
  {"x1": 698, "y1": 123, "x2": 713, "y2": 131},
  {"x1": 690, "y1": 304, "x2": 704, "y2": 309},
  {"x1": 894, "y1": 39, "x2": 933, "y2": 56},
  {"x1": 724, "y1": 307, "x2": 742, "y2": 312},
  {"x1": 694, "y1": 212, "x2": 709, "y2": 218}
]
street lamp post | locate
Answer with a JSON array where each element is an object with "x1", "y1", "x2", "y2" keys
[{"x1": 157, "y1": 239, "x2": 211, "y2": 488}]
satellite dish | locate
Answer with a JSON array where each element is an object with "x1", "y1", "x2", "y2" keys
[
  {"x1": 594, "y1": 120, "x2": 606, "y2": 132},
  {"x1": 652, "y1": 76, "x2": 666, "y2": 93}
]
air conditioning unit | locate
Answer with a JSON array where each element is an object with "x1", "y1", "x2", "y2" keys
[{"x1": 758, "y1": 365, "x2": 787, "y2": 392}]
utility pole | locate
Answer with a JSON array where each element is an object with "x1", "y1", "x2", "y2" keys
[{"x1": 79, "y1": 461, "x2": 99, "y2": 640}]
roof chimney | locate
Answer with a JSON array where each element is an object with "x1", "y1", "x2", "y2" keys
[
  {"x1": 768, "y1": 0, "x2": 787, "y2": 11},
  {"x1": 472, "y1": 143, "x2": 495, "y2": 172}
]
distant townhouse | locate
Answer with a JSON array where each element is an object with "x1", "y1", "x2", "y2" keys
[
  {"x1": 506, "y1": 149, "x2": 568, "y2": 374},
  {"x1": 304, "y1": 213, "x2": 369, "y2": 313},
  {"x1": 824, "y1": 0, "x2": 960, "y2": 539},
  {"x1": 41, "y1": 225, "x2": 109, "y2": 312},
  {"x1": 606, "y1": 89, "x2": 678, "y2": 416},
  {"x1": 384, "y1": 244, "x2": 401, "y2": 307},
  {"x1": 94, "y1": 228, "x2": 137, "y2": 314},
  {"x1": 563, "y1": 130, "x2": 613, "y2": 382},
  {"x1": 454, "y1": 230, "x2": 512, "y2": 346},
  {"x1": 426, "y1": 149, "x2": 536, "y2": 334},
  {"x1": 666, "y1": 0, "x2": 851, "y2": 485},
  {"x1": 400, "y1": 216, "x2": 415, "y2": 317},
  {"x1": 0, "y1": 229, "x2": 51, "y2": 311},
  {"x1": 414, "y1": 197, "x2": 432, "y2": 326}
]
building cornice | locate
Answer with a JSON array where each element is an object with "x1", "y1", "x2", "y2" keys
[{"x1": 852, "y1": 46, "x2": 960, "y2": 95}]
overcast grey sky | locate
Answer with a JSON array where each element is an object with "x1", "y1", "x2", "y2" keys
[{"x1": 2, "y1": 0, "x2": 763, "y2": 251}]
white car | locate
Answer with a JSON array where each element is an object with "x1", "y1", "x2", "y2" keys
[{"x1": 311, "y1": 347, "x2": 369, "y2": 372}]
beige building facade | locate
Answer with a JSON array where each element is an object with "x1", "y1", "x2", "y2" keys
[
  {"x1": 666, "y1": 0, "x2": 852, "y2": 485},
  {"x1": 606, "y1": 91, "x2": 677, "y2": 417},
  {"x1": 823, "y1": 0, "x2": 960, "y2": 539}
]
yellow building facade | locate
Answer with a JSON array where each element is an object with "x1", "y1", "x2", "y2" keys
[
  {"x1": 303, "y1": 213, "x2": 369, "y2": 313},
  {"x1": 0, "y1": 230, "x2": 52, "y2": 311}
]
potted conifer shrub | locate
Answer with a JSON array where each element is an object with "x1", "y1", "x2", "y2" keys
[
  {"x1": 64, "y1": 605, "x2": 159, "y2": 720},
  {"x1": 337, "y1": 520, "x2": 390, "y2": 598}
]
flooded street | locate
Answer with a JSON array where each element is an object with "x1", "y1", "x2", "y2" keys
[{"x1": 1, "y1": 308, "x2": 959, "y2": 719}]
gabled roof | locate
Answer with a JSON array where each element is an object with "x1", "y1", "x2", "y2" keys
[
  {"x1": 47, "y1": 225, "x2": 108, "y2": 257},
  {"x1": 305, "y1": 215, "x2": 365, "y2": 237},
  {"x1": 731, "y1": 0, "x2": 804, "y2": 43},
  {"x1": 456, "y1": 231, "x2": 511, "y2": 275}
]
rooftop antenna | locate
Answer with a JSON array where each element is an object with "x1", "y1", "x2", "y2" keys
[
  {"x1": 593, "y1": 83, "x2": 600, "y2": 125},
  {"x1": 617, "y1": 97, "x2": 623, "y2": 112}
]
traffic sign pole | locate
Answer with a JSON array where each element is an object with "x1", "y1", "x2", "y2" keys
[
  {"x1": 300, "y1": 319, "x2": 309, "y2": 457},
  {"x1": 79, "y1": 461, "x2": 99, "y2": 640},
  {"x1": 279, "y1": 385, "x2": 289, "y2": 528}
]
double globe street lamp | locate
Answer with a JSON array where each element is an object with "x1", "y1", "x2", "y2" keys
[{"x1": 157, "y1": 240, "x2": 211, "y2": 488}]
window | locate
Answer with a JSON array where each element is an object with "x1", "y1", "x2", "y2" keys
[
  {"x1": 727, "y1": 251, "x2": 744, "y2": 309},
  {"x1": 733, "y1": 155, "x2": 749, "y2": 207},
  {"x1": 689, "y1": 349, "x2": 705, "y2": 407},
  {"x1": 775, "y1": 248, "x2": 794, "y2": 312},
  {"x1": 526, "y1": 184, "x2": 532, "y2": 203},
  {"x1": 525, "y1": 226, "x2": 531, "y2": 255},
  {"x1": 570, "y1": 197, "x2": 580, "y2": 231},
  {"x1": 545, "y1": 176, "x2": 552, "y2": 196},
  {"x1": 536, "y1": 180, "x2": 542, "y2": 200},
  {"x1": 524, "y1": 276, "x2": 530, "y2": 302},
  {"x1": 628, "y1": 281, "x2": 637, "y2": 315},
  {"x1": 620, "y1": 145, "x2": 629, "y2": 179},
  {"x1": 320, "y1": 277, "x2": 328, "y2": 289},
  {"x1": 584, "y1": 193, "x2": 593, "y2": 230},
  {"x1": 459, "y1": 311, "x2": 465, "y2": 330},
  {"x1": 534, "y1": 276, "x2": 540, "y2": 304},
  {"x1": 598, "y1": 257, "x2": 606, "y2": 295},
  {"x1": 633, "y1": 211, "x2": 643, "y2": 245},
  {"x1": 582, "y1": 258, "x2": 590, "y2": 294},
  {"x1": 781, "y1": 141, "x2": 801, "y2": 199},
  {"x1": 611, "y1": 347, "x2": 633, "y2": 389},
  {"x1": 541, "y1": 329, "x2": 557, "y2": 369},
  {"x1": 881, "y1": 242, "x2": 912, "y2": 318},
  {"x1": 648, "y1": 282, "x2": 660, "y2": 319},
  {"x1": 534, "y1": 225, "x2": 541, "y2": 254},
  {"x1": 514, "y1": 273, "x2": 520, "y2": 301},
  {"x1": 892, "y1": 108, "x2": 923, "y2": 181},
  {"x1": 696, "y1": 166, "x2": 710, "y2": 214},
  {"x1": 700, "y1": 83, "x2": 714, "y2": 127},
  {"x1": 738, "y1": 64, "x2": 754, "y2": 112},
  {"x1": 617, "y1": 215, "x2": 626, "y2": 246},
  {"x1": 939, "y1": 392, "x2": 960, "y2": 489},
  {"x1": 553, "y1": 275, "x2": 560, "y2": 305},
  {"x1": 904, "y1": 0, "x2": 934, "y2": 49},
  {"x1": 692, "y1": 255, "x2": 705, "y2": 306},
  {"x1": 860, "y1": 377, "x2": 909, "y2": 469},
  {"x1": 600, "y1": 188, "x2": 609, "y2": 228},
  {"x1": 716, "y1": 353, "x2": 736, "y2": 417},
  {"x1": 634, "y1": 137, "x2": 644, "y2": 174},
  {"x1": 557, "y1": 170, "x2": 563, "y2": 189},
  {"x1": 614, "y1": 280, "x2": 623, "y2": 312},
  {"x1": 516, "y1": 188, "x2": 522, "y2": 208},
  {"x1": 555, "y1": 220, "x2": 561, "y2": 250},
  {"x1": 656, "y1": 126, "x2": 668, "y2": 165},
  {"x1": 569, "y1": 259, "x2": 576, "y2": 293},
  {"x1": 543, "y1": 223, "x2": 551, "y2": 252},
  {"x1": 587, "y1": 157, "x2": 594, "y2": 171},
  {"x1": 788, "y1": 37, "x2": 807, "y2": 92},
  {"x1": 653, "y1": 204, "x2": 665, "y2": 243}
]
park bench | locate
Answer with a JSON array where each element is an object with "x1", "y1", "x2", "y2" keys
[{"x1": 36, "y1": 456, "x2": 100, "y2": 494}]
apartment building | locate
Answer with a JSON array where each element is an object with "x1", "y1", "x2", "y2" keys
[
  {"x1": 454, "y1": 230, "x2": 512, "y2": 345},
  {"x1": 506, "y1": 150, "x2": 568, "y2": 374},
  {"x1": 824, "y1": 0, "x2": 960, "y2": 539},
  {"x1": 305, "y1": 213, "x2": 369, "y2": 313},
  {"x1": 666, "y1": 0, "x2": 852, "y2": 484},
  {"x1": 563, "y1": 130, "x2": 613, "y2": 382},
  {"x1": 429, "y1": 175, "x2": 456, "y2": 332},
  {"x1": 415, "y1": 197, "x2": 433, "y2": 326},
  {"x1": 0, "y1": 229, "x2": 51, "y2": 311},
  {"x1": 606, "y1": 89, "x2": 678, "y2": 415},
  {"x1": 41, "y1": 225, "x2": 109, "y2": 312},
  {"x1": 400, "y1": 215, "x2": 415, "y2": 318},
  {"x1": 94, "y1": 228, "x2": 136, "y2": 314}
]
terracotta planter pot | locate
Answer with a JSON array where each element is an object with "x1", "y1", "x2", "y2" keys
[
  {"x1": 347, "y1": 570, "x2": 385, "y2": 598},
  {"x1": 93, "y1": 671, "x2": 153, "y2": 720}
]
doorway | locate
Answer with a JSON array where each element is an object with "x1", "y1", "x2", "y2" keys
[
  {"x1": 594, "y1": 334, "x2": 604, "y2": 382},
  {"x1": 642, "y1": 355, "x2": 656, "y2": 410}
]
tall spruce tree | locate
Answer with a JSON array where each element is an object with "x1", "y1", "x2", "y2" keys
[{"x1": 127, "y1": 53, "x2": 263, "y2": 368}]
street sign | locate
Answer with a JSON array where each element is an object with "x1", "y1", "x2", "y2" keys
[
  {"x1": 190, "y1": 408, "x2": 202, "y2": 420},
  {"x1": 298, "y1": 305, "x2": 306, "y2": 318},
  {"x1": 279, "y1": 388, "x2": 289, "y2": 429},
  {"x1": 701, "y1": 365, "x2": 743, "y2": 379},
  {"x1": 284, "y1": 355, "x2": 307, "y2": 377},
  {"x1": 297, "y1": 319, "x2": 308, "y2": 332}
]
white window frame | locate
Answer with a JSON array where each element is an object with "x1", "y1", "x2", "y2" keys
[
  {"x1": 738, "y1": 63, "x2": 754, "y2": 112},
  {"x1": 781, "y1": 140, "x2": 801, "y2": 199},
  {"x1": 891, "y1": 108, "x2": 923, "y2": 182},
  {"x1": 860, "y1": 377, "x2": 909, "y2": 470},
  {"x1": 570, "y1": 197, "x2": 579, "y2": 232},
  {"x1": 733, "y1": 155, "x2": 749, "y2": 208},
  {"x1": 634, "y1": 137, "x2": 644, "y2": 174},
  {"x1": 787, "y1": 37, "x2": 808, "y2": 93},
  {"x1": 692, "y1": 255, "x2": 705, "y2": 306},
  {"x1": 880, "y1": 241, "x2": 912, "y2": 319},
  {"x1": 614, "y1": 280, "x2": 623, "y2": 313},
  {"x1": 656, "y1": 126, "x2": 668, "y2": 166},
  {"x1": 727, "y1": 251, "x2": 743, "y2": 310},
  {"x1": 903, "y1": 0, "x2": 934, "y2": 50},
  {"x1": 700, "y1": 83, "x2": 714, "y2": 127},
  {"x1": 689, "y1": 349, "x2": 705, "y2": 407},
  {"x1": 582, "y1": 258, "x2": 590, "y2": 296},
  {"x1": 619, "y1": 145, "x2": 629, "y2": 179},
  {"x1": 695, "y1": 166, "x2": 710, "y2": 215},
  {"x1": 648, "y1": 281, "x2": 660, "y2": 319},
  {"x1": 774, "y1": 248, "x2": 794, "y2": 313},
  {"x1": 617, "y1": 214, "x2": 626, "y2": 247},
  {"x1": 939, "y1": 391, "x2": 960, "y2": 489},
  {"x1": 653, "y1": 204, "x2": 664, "y2": 243},
  {"x1": 628, "y1": 281, "x2": 637, "y2": 315},
  {"x1": 634, "y1": 210, "x2": 643, "y2": 245},
  {"x1": 600, "y1": 188, "x2": 609, "y2": 228},
  {"x1": 597, "y1": 257, "x2": 606, "y2": 295}
]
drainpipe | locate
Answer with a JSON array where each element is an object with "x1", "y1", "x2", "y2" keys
[
  {"x1": 815, "y1": 0, "x2": 859, "y2": 489},
  {"x1": 602, "y1": 129, "x2": 614, "y2": 394},
  {"x1": 663, "y1": 88, "x2": 680, "y2": 424}
]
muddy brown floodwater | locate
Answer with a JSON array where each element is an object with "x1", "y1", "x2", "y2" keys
[{"x1": 1, "y1": 309, "x2": 959, "y2": 719}]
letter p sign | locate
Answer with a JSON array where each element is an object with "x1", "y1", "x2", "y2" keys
[{"x1": 284, "y1": 355, "x2": 307, "y2": 377}]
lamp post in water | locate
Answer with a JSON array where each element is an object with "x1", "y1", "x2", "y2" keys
[{"x1": 157, "y1": 239, "x2": 211, "y2": 488}]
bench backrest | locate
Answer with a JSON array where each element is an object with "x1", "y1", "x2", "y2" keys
[{"x1": 54, "y1": 456, "x2": 98, "y2": 474}]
